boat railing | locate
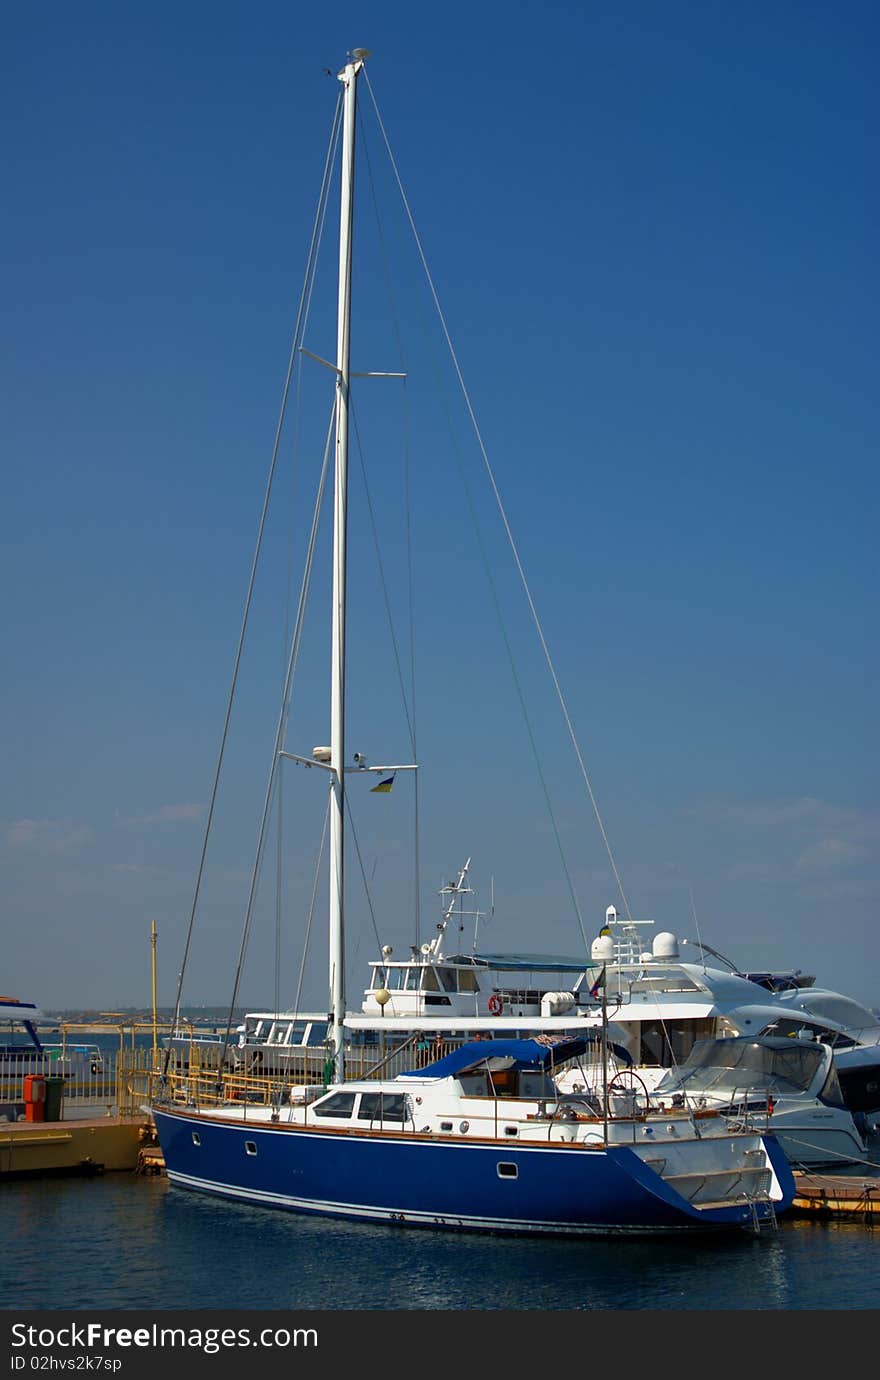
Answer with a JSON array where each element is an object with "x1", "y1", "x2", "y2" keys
[
  {"x1": 3, "y1": 1031, "x2": 665, "y2": 1123},
  {"x1": 1, "y1": 1020, "x2": 237, "y2": 1120},
  {"x1": 716, "y1": 1084, "x2": 775, "y2": 1130},
  {"x1": 112, "y1": 1034, "x2": 468, "y2": 1115}
]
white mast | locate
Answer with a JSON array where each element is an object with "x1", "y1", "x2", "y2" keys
[{"x1": 329, "y1": 49, "x2": 368, "y2": 1082}]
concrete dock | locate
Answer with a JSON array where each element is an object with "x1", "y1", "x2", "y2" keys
[{"x1": 0, "y1": 1115, "x2": 154, "y2": 1177}]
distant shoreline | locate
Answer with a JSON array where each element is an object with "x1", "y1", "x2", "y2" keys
[{"x1": 36, "y1": 1010, "x2": 246, "y2": 1033}]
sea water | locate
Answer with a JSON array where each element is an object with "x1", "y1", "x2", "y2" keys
[
  {"x1": 4, "y1": 1028, "x2": 878, "y2": 1312},
  {"x1": 1, "y1": 1171, "x2": 878, "y2": 1311}
]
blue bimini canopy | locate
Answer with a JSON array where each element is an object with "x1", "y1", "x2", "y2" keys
[{"x1": 399, "y1": 1034, "x2": 630, "y2": 1080}]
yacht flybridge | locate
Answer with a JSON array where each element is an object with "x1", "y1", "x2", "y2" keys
[
  {"x1": 348, "y1": 894, "x2": 880, "y2": 1053},
  {"x1": 579, "y1": 908, "x2": 880, "y2": 1077},
  {"x1": 357, "y1": 859, "x2": 593, "y2": 1027}
]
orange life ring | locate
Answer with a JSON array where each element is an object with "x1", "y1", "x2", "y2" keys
[{"x1": 487, "y1": 994, "x2": 503, "y2": 1016}]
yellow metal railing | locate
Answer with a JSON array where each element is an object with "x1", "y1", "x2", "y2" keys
[
  {"x1": 2, "y1": 1023, "x2": 486, "y2": 1121},
  {"x1": 115, "y1": 1034, "x2": 465, "y2": 1115}
]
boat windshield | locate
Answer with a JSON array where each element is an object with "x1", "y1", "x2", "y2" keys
[
  {"x1": 604, "y1": 966, "x2": 705, "y2": 999},
  {"x1": 755, "y1": 1016, "x2": 859, "y2": 1050},
  {"x1": 793, "y1": 994, "x2": 880, "y2": 1029},
  {"x1": 655, "y1": 1039, "x2": 827, "y2": 1096}
]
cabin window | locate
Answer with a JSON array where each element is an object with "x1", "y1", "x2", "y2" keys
[
  {"x1": 837, "y1": 1066, "x2": 880, "y2": 1112},
  {"x1": 440, "y1": 1121, "x2": 453, "y2": 1131},
  {"x1": 385, "y1": 969, "x2": 406, "y2": 990},
  {"x1": 421, "y1": 967, "x2": 440, "y2": 992},
  {"x1": 312, "y1": 1092, "x2": 357, "y2": 1119},
  {"x1": 497, "y1": 1162, "x2": 518, "y2": 1179},
  {"x1": 628, "y1": 968, "x2": 701, "y2": 994},
  {"x1": 458, "y1": 970, "x2": 479, "y2": 993},
  {"x1": 490, "y1": 1070, "x2": 514, "y2": 1094},
  {"x1": 817, "y1": 1066, "x2": 847, "y2": 1109},
  {"x1": 503, "y1": 1126, "x2": 518, "y2": 1137},
  {"x1": 437, "y1": 968, "x2": 457, "y2": 993},
  {"x1": 638, "y1": 1018, "x2": 715, "y2": 1068},
  {"x1": 458, "y1": 1073, "x2": 489, "y2": 1096},
  {"x1": 404, "y1": 969, "x2": 421, "y2": 991},
  {"x1": 356, "y1": 1092, "x2": 410, "y2": 1123},
  {"x1": 244, "y1": 1141, "x2": 257, "y2": 1156},
  {"x1": 191, "y1": 1132, "x2": 200, "y2": 1146},
  {"x1": 306, "y1": 1025, "x2": 328, "y2": 1046},
  {"x1": 519, "y1": 1072, "x2": 554, "y2": 1098}
]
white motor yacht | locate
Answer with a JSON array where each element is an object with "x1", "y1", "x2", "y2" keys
[{"x1": 649, "y1": 1035, "x2": 869, "y2": 1169}]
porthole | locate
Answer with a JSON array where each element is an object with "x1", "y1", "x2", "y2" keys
[
  {"x1": 497, "y1": 1162, "x2": 518, "y2": 1179},
  {"x1": 440, "y1": 1121, "x2": 453, "y2": 1131},
  {"x1": 503, "y1": 1126, "x2": 518, "y2": 1137},
  {"x1": 459, "y1": 1120, "x2": 470, "y2": 1133},
  {"x1": 245, "y1": 1141, "x2": 257, "y2": 1156},
  {"x1": 191, "y1": 1132, "x2": 200, "y2": 1146}
]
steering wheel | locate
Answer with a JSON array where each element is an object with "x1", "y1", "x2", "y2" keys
[{"x1": 606, "y1": 1069, "x2": 650, "y2": 1112}]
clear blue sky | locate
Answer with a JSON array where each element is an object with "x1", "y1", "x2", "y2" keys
[{"x1": 3, "y1": 2, "x2": 877, "y2": 1013}]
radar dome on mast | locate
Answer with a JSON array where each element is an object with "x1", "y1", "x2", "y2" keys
[
  {"x1": 652, "y1": 932, "x2": 679, "y2": 960},
  {"x1": 591, "y1": 934, "x2": 614, "y2": 963}
]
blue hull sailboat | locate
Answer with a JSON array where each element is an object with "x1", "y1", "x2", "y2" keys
[
  {"x1": 153, "y1": 1032, "x2": 793, "y2": 1234},
  {"x1": 151, "y1": 50, "x2": 794, "y2": 1236}
]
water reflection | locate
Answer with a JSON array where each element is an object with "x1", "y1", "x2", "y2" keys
[{"x1": 1, "y1": 1176, "x2": 877, "y2": 1311}]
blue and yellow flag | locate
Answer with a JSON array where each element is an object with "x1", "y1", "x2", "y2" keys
[{"x1": 371, "y1": 775, "x2": 395, "y2": 794}]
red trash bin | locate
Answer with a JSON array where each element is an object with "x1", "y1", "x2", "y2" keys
[{"x1": 23, "y1": 1074, "x2": 46, "y2": 1123}]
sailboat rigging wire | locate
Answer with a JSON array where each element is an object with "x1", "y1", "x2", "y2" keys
[
  {"x1": 357, "y1": 108, "x2": 422, "y2": 947},
  {"x1": 162, "y1": 92, "x2": 344, "y2": 1082},
  {"x1": 213, "y1": 402, "x2": 337, "y2": 1078},
  {"x1": 363, "y1": 70, "x2": 632, "y2": 925},
  {"x1": 441, "y1": 404, "x2": 592, "y2": 955},
  {"x1": 689, "y1": 883, "x2": 708, "y2": 976},
  {"x1": 344, "y1": 788, "x2": 385, "y2": 959},
  {"x1": 350, "y1": 403, "x2": 415, "y2": 751},
  {"x1": 290, "y1": 794, "x2": 331, "y2": 1021},
  {"x1": 360, "y1": 87, "x2": 587, "y2": 957},
  {"x1": 271, "y1": 196, "x2": 341, "y2": 1019},
  {"x1": 274, "y1": 764, "x2": 284, "y2": 1021}
]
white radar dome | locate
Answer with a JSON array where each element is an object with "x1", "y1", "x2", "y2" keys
[
  {"x1": 652, "y1": 931, "x2": 679, "y2": 959},
  {"x1": 591, "y1": 934, "x2": 614, "y2": 963}
]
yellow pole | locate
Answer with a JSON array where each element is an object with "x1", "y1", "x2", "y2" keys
[{"x1": 151, "y1": 920, "x2": 158, "y2": 1066}]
